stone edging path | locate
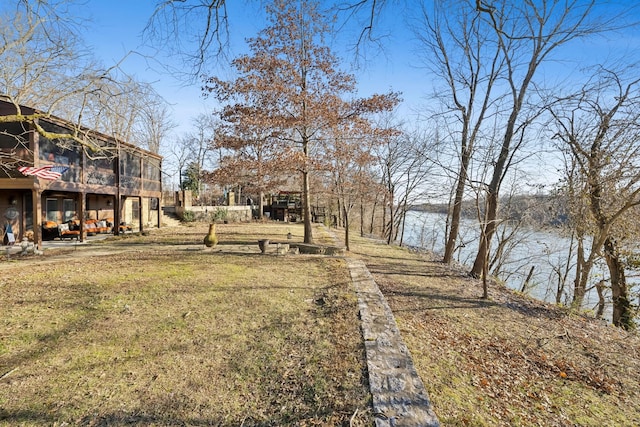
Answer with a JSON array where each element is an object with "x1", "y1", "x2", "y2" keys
[{"x1": 346, "y1": 258, "x2": 440, "y2": 427}]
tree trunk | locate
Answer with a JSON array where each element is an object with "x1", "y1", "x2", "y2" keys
[
  {"x1": 399, "y1": 206, "x2": 407, "y2": 246},
  {"x1": 556, "y1": 233, "x2": 577, "y2": 305},
  {"x1": 258, "y1": 190, "x2": 264, "y2": 220},
  {"x1": 603, "y1": 237, "x2": 632, "y2": 329},
  {"x1": 369, "y1": 199, "x2": 378, "y2": 235},
  {"x1": 302, "y1": 167, "x2": 313, "y2": 243},
  {"x1": 370, "y1": 195, "x2": 378, "y2": 235},
  {"x1": 359, "y1": 196, "x2": 365, "y2": 237},
  {"x1": 482, "y1": 246, "x2": 489, "y2": 299},
  {"x1": 521, "y1": 266, "x2": 535, "y2": 293},
  {"x1": 572, "y1": 257, "x2": 592, "y2": 311},
  {"x1": 343, "y1": 203, "x2": 350, "y2": 251},
  {"x1": 595, "y1": 280, "x2": 606, "y2": 319},
  {"x1": 471, "y1": 191, "x2": 498, "y2": 277},
  {"x1": 444, "y1": 147, "x2": 471, "y2": 263},
  {"x1": 301, "y1": 138, "x2": 313, "y2": 243},
  {"x1": 381, "y1": 192, "x2": 388, "y2": 240},
  {"x1": 572, "y1": 232, "x2": 587, "y2": 308},
  {"x1": 386, "y1": 203, "x2": 394, "y2": 245}
]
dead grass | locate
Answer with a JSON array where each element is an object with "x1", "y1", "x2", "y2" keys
[
  {"x1": 0, "y1": 223, "x2": 372, "y2": 426},
  {"x1": 348, "y1": 233, "x2": 640, "y2": 427},
  {"x1": 4, "y1": 222, "x2": 639, "y2": 426}
]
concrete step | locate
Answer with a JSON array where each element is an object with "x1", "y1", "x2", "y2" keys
[{"x1": 161, "y1": 212, "x2": 182, "y2": 227}]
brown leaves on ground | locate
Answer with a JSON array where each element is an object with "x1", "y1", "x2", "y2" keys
[{"x1": 351, "y1": 238, "x2": 640, "y2": 427}]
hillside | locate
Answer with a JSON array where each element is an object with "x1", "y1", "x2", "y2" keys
[
  {"x1": 348, "y1": 232, "x2": 640, "y2": 426},
  {"x1": 412, "y1": 193, "x2": 568, "y2": 226}
]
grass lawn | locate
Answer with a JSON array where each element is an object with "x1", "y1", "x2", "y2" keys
[
  {"x1": 3, "y1": 221, "x2": 640, "y2": 426},
  {"x1": 0, "y1": 223, "x2": 373, "y2": 426}
]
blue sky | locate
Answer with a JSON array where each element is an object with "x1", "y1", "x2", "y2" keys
[
  {"x1": 74, "y1": 0, "x2": 640, "y2": 196},
  {"x1": 79, "y1": 0, "x2": 427, "y2": 138},
  {"x1": 78, "y1": 0, "x2": 640, "y2": 183},
  {"x1": 80, "y1": 1, "x2": 217, "y2": 135},
  {"x1": 79, "y1": 1, "x2": 640, "y2": 129}
]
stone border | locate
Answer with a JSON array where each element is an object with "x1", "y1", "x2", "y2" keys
[{"x1": 347, "y1": 259, "x2": 440, "y2": 426}]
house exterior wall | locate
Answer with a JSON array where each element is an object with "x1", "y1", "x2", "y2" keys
[{"x1": 0, "y1": 99, "x2": 163, "y2": 246}]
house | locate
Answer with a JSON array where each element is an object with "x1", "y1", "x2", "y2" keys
[{"x1": 0, "y1": 98, "x2": 163, "y2": 247}]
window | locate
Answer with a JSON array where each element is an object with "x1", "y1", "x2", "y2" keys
[
  {"x1": 63, "y1": 199, "x2": 76, "y2": 222},
  {"x1": 143, "y1": 158, "x2": 161, "y2": 181},
  {"x1": 0, "y1": 122, "x2": 29, "y2": 150},
  {"x1": 46, "y1": 199, "x2": 58, "y2": 222},
  {"x1": 38, "y1": 121, "x2": 80, "y2": 166},
  {"x1": 132, "y1": 199, "x2": 139, "y2": 221},
  {"x1": 121, "y1": 150, "x2": 141, "y2": 177}
]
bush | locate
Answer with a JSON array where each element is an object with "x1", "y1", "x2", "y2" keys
[
  {"x1": 210, "y1": 207, "x2": 228, "y2": 223},
  {"x1": 182, "y1": 210, "x2": 196, "y2": 222}
]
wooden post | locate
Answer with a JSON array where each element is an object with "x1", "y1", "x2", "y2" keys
[
  {"x1": 78, "y1": 192, "x2": 85, "y2": 242},
  {"x1": 33, "y1": 186, "x2": 42, "y2": 248}
]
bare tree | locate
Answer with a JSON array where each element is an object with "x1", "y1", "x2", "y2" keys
[
  {"x1": 324, "y1": 118, "x2": 391, "y2": 250},
  {"x1": 468, "y1": 0, "x2": 625, "y2": 279},
  {"x1": 416, "y1": 0, "x2": 503, "y2": 264},
  {"x1": 164, "y1": 134, "x2": 195, "y2": 192},
  {"x1": 144, "y1": 0, "x2": 393, "y2": 76},
  {"x1": 188, "y1": 114, "x2": 217, "y2": 174},
  {"x1": 207, "y1": 105, "x2": 293, "y2": 219},
  {"x1": 81, "y1": 75, "x2": 173, "y2": 154},
  {"x1": 145, "y1": 0, "x2": 231, "y2": 78},
  {"x1": 134, "y1": 95, "x2": 176, "y2": 154},
  {"x1": 548, "y1": 68, "x2": 640, "y2": 329},
  {"x1": 0, "y1": 0, "x2": 169, "y2": 171},
  {"x1": 375, "y1": 127, "x2": 435, "y2": 245},
  {"x1": 173, "y1": 114, "x2": 219, "y2": 200}
]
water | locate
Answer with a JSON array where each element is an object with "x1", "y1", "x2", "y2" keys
[{"x1": 402, "y1": 210, "x2": 610, "y2": 311}]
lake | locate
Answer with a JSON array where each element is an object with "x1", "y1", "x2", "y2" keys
[{"x1": 402, "y1": 210, "x2": 610, "y2": 312}]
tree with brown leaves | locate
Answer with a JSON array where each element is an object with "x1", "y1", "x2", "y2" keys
[
  {"x1": 204, "y1": 0, "x2": 398, "y2": 243},
  {"x1": 207, "y1": 105, "x2": 295, "y2": 219}
]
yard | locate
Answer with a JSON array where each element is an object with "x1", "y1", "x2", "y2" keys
[
  {"x1": 0, "y1": 223, "x2": 373, "y2": 426},
  {"x1": 2, "y1": 222, "x2": 640, "y2": 426}
]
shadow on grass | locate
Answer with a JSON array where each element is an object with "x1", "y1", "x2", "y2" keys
[
  {"x1": 379, "y1": 275, "x2": 567, "y2": 321},
  {"x1": 0, "y1": 279, "x2": 363, "y2": 426},
  {"x1": 362, "y1": 255, "x2": 567, "y2": 321},
  {"x1": 366, "y1": 260, "x2": 467, "y2": 279},
  {"x1": 0, "y1": 409, "x2": 59, "y2": 425},
  {"x1": 94, "y1": 236, "x2": 300, "y2": 248},
  {"x1": 0, "y1": 409, "x2": 237, "y2": 427},
  {"x1": 1, "y1": 291, "x2": 104, "y2": 378},
  {"x1": 218, "y1": 293, "x2": 371, "y2": 425},
  {"x1": 383, "y1": 287, "x2": 500, "y2": 311}
]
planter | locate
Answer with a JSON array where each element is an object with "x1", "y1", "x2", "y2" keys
[
  {"x1": 258, "y1": 239, "x2": 270, "y2": 253},
  {"x1": 203, "y1": 223, "x2": 218, "y2": 247}
]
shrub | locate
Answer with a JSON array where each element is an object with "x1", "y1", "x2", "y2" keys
[
  {"x1": 182, "y1": 210, "x2": 196, "y2": 222},
  {"x1": 210, "y1": 207, "x2": 228, "y2": 223}
]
